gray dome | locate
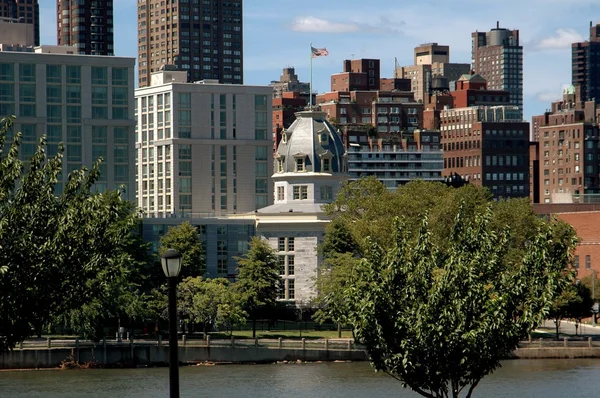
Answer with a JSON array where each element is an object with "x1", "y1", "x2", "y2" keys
[{"x1": 275, "y1": 111, "x2": 346, "y2": 174}]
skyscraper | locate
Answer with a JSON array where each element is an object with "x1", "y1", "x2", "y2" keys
[
  {"x1": 56, "y1": 0, "x2": 114, "y2": 55},
  {"x1": 572, "y1": 22, "x2": 600, "y2": 103},
  {"x1": 471, "y1": 22, "x2": 523, "y2": 117},
  {"x1": 0, "y1": 0, "x2": 39, "y2": 46},
  {"x1": 137, "y1": 0, "x2": 243, "y2": 87}
]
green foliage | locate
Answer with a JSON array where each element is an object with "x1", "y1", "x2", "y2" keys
[
  {"x1": 548, "y1": 282, "x2": 593, "y2": 339},
  {"x1": 319, "y1": 219, "x2": 359, "y2": 258},
  {"x1": 0, "y1": 117, "x2": 149, "y2": 349},
  {"x1": 234, "y1": 237, "x2": 280, "y2": 338},
  {"x1": 153, "y1": 277, "x2": 246, "y2": 334},
  {"x1": 313, "y1": 252, "x2": 360, "y2": 328},
  {"x1": 159, "y1": 221, "x2": 205, "y2": 278},
  {"x1": 346, "y1": 205, "x2": 577, "y2": 398}
]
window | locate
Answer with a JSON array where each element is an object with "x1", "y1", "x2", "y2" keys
[
  {"x1": 0, "y1": 83, "x2": 13, "y2": 101},
  {"x1": 0, "y1": 63, "x2": 14, "y2": 81},
  {"x1": 277, "y1": 186, "x2": 284, "y2": 200},
  {"x1": 293, "y1": 185, "x2": 308, "y2": 200},
  {"x1": 179, "y1": 144, "x2": 192, "y2": 159},
  {"x1": 67, "y1": 85, "x2": 82, "y2": 104},
  {"x1": 19, "y1": 64, "x2": 35, "y2": 82},
  {"x1": 574, "y1": 255, "x2": 580, "y2": 269},
  {"x1": 278, "y1": 237, "x2": 286, "y2": 252},
  {"x1": 91, "y1": 67, "x2": 107, "y2": 85},
  {"x1": 66, "y1": 65, "x2": 81, "y2": 84},
  {"x1": 112, "y1": 67, "x2": 128, "y2": 86},
  {"x1": 255, "y1": 129, "x2": 267, "y2": 140},
  {"x1": 288, "y1": 279, "x2": 295, "y2": 299},
  {"x1": 46, "y1": 85, "x2": 61, "y2": 103},
  {"x1": 278, "y1": 256, "x2": 286, "y2": 275},
  {"x1": 255, "y1": 95, "x2": 267, "y2": 110},
  {"x1": 112, "y1": 87, "x2": 128, "y2": 105},
  {"x1": 287, "y1": 237, "x2": 295, "y2": 252},
  {"x1": 46, "y1": 65, "x2": 61, "y2": 83},
  {"x1": 178, "y1": 92, "x2": 191, "y2": 107},
  {"x1": 586, "y1": 255, "x2": 591, "y2": 270},
  {"x1": 322, "y1": 157, "x2": 331, "y2": 172},
  {"x1": 320, "y1": 186, "x2": 333, "y2": 201},
  {"x1": 255, "y1": 146, "x2": 268, "y2": 161},
  {"x1": 295, "y1": 157, "x2": 305, "y2": 172},
  {"x1": 287, "y1": 256, "x2": 295, "y2": 275},
  {"x1": 217, "y1": 259, "x2": 228, "y2": 275}
]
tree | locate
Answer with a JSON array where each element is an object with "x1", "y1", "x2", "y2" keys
[
  {"x1": 189, "y1": 277, "x2": 245, "y2": 335},
  {"x1": 0, "y1": 117, "x2": 147, "y2": 349},
  {"x1": 345, "y1": 206, "x2": 577, "y2": 398},
  {"x1": 314, "y1": 220, "x2": 360, "y2": 336},
  {"x1": 548, "y1": 282, "x2": 593, "y2": 339},
  {"x1": 313, "y1": 253, "x2": 360, "y2": 337},
  {"x1": 234, "y1": 237, "x2": 280, "y2": 338},
  {"x1": 158, "y1": 221, "x2": 205, "y2": 278}
]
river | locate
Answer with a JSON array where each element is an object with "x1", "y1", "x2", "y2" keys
[{"x1": 1, "y1": 359, "x2": 599, "y2": 397}]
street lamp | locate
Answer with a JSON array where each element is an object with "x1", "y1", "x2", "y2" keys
[{"x1": 161, "y1": 248, "x2": 183, "y2": 398}]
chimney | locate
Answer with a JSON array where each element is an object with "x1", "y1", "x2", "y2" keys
[{"x1": 497, "y1": 21, "x2": 500, "y2": 29}]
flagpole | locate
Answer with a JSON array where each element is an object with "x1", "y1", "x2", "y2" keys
[{"x1": 309, "y1": 42, "x2": 313, "y2": 111}]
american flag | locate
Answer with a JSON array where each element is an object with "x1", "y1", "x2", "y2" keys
[{"x1": 311, "y1": 46, "x2": 329, "y2": 58}]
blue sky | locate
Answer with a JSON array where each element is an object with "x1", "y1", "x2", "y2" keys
[{"x1": 39, "y1": 0, "x2": 599, "y2": 122}]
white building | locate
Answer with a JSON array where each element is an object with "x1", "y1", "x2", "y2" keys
[
  {"x1": 0, "y1": 47, "x2": 136, "y2": 198},
  {"x1": 134, "y1": 69, "x2": 273, "y2": 217},
  {"x1": 256, "y1": 111, "x2": 347, "y2": 304}
]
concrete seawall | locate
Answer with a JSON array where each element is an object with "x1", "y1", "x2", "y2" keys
[
  {"x1": 0, "y1": 343, "x2": 369, "y2": 369},
  {"x1": 2, "y1": 340, "x2": 600, "y2": 369}
]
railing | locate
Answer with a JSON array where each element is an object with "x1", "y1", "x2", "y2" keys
[
  {"x1": 16, "y1": 337, "x2": 363, "y2": 351},
  {"x1": 15, "y1": 336, "x2": 600, "y2": 351}
]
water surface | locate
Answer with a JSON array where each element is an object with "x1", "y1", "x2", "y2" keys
[{"x1": 1, "y1": 359, "x2": 599, "y2": 397}]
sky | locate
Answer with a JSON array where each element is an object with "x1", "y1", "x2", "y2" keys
[{"x1": 39, "y1": 0, "x2": 600, "y2": 122}]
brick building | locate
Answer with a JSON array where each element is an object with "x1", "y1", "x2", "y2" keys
[
  {"x1": 451, "y1": 73, "x2": 510, "y2": 108},
  {"x1": 395, "y1": 43, "x2": 470, "y2": 104},
  {"x1": 317, "y1": 90, "x2": 422, "y2": 135},
  {"x1": 0, "y1": 0, "x2": 38, "y2": 46},
  {"x1": 572, "y1": 22, "x2": 600, "y2": 103},
  {"x1": 57, "y1": 0, "x2": 113, "y2": 55},
  {"x1": 137, "y1": 0, "x2": 243, "y2": 87},
  {"x1": 440, "y1": 105, "x2": 530, "y2": 198},
  {"x1": 534, "y1": 204, "x2": 600, "y2": 283},
  {"x1": 331, "y1": 58, "x2": 380, "y2": 92},
  {"x1": 531, "y1": 85, "x2": 600, "y2": 203},
  {"x1": 273, "y1": 91, "x2": 309, "y2": 149}
]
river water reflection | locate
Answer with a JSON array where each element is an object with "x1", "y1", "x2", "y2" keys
[{"x1": 1, "y1": 359, "x2": 599, "y2": 397}]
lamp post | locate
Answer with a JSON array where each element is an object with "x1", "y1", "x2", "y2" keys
[{"x1": 161, "y1": 248, "x2": 183, "y2": 398}]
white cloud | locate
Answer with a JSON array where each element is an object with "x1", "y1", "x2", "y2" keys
[
  {"x1": 535, "y1": 91, "x2": 562, "y2": 103},
  {"x1": 291, "y1": 17, "x2": 360, "y2": 33},
  {"x1": 531, "y1": 29, "x2": 585, "y2": 51},
  {"x1": 289, "y1": 16, "x2": 403, "y2": 34}
]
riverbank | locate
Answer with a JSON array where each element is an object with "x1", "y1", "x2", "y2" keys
[{"x1": 2, "y1": 336, "x2": 600, "y2": 370}]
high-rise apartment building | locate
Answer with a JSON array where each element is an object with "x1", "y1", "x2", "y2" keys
[
  {"x1": 347, "y1": 129, "x2": 444, "y2": 189},
  {"x1": 0, "y1": 46, "x2": 135, "y2": 198},
  {"x1": 531, "y1": 85, "x2": 600, "y2": 203},
  {"x1": 396, "y1": 44, "x2": 470, "y2": 103},
  {"x1": 270, "y1": 67, "x2": 310, "y2": 98},
  {"x1": 472, "y1": 22, "x2": 523, "y2": 116},
  {"x1": 572, "y1": 21, "x2": 600, "y2": 103},
  {"x1": 137, "y1": 0, "x2": 243, "y2": 88},
  {"x1": 414, "y1": 43, "x2": 449, "y2": 65},
  {"x1": 56, "y1": 0, "x2": 114, "y2": 55},
  {"x1": 134, "y1": 69, "x2": 272, "y2": 217},
  {"x1": 440, "y1": 104, "x2": 530, "y2": 198},
  {"x1": 0, "y1": 0, "x2": 39, "y2": 46}
]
